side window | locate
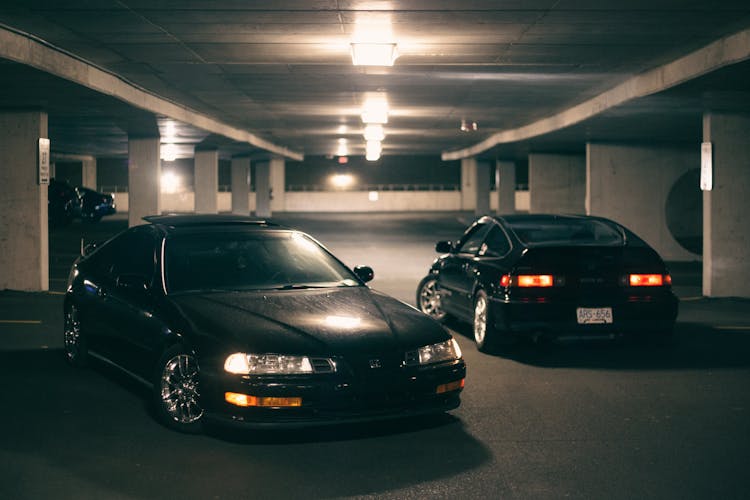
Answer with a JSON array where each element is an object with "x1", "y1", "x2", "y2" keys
[
  {"x1": 456, "y1": 223, "x2": 491, "y2": 255},
  {"x1": 110, "y1": 230, "x2": 157, "y2": 283},
  {"x1": 480, "y1": 226, "x2": 511, "y2": 257}
]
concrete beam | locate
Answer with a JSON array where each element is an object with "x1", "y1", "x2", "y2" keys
[
  {"x1": 442, "y1": 26, "x2": 750, "y2": 160},
  {"x1": 0, "y1": 25, "x2": 303, "y2": 162}
]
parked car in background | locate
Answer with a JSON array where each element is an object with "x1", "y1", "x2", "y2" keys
[
  {"x1": 75, "y1": 186, "x2": 116, "y2": 222},
  {"x1": 48, "y1": 178, "x2": 78, "y2": 228},
  {"x1": 417, "y1": 214, "x2": 679, "y2": 352},
  {"x1": 64, "y1": 214, "x2": 465, "y2": 433}
]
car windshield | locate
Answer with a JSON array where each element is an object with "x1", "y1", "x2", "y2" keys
[
  {"x1": 508, "y1": 218, "x2": 624, "y2": 246},
  {"x1": 165, "y1": 230, "x2": 361, "y2": 293}
]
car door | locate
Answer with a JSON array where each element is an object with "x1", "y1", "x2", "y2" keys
[
  {"x1": 438, "y1": 221, "x2": 492, "y2": 319},
  {"x1": 102, "y1": 227, "x2": 165, "y2": 379}
]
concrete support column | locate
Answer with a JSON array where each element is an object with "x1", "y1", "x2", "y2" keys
[
  {"x1": 460, "y1": 158, "x2": 477, "y2": 211},
  {"x1": 255, "y1": 160, "x2": 271, "y2": 218},
  {"x1": 230, "y1": 156, "x2": 251, "y2": 215},
  {"x1": 475, "y1": 160, "x2": 491, "y2": 215},
  {"x1": 194, "y1": 148, "x2": 219, "y2": 214},
  {"x1": 0, "y1": 111, "x2": 49, "y2": 291},
  {"x1": 495, "y1": 160, "x2": 516, "y2": 214},
  {"x1": 81, "y1": 157, "x2": 97, "y2": 189},
  {"x1": 586, "y1": 143, "x2": 697, "y2": 261},
  {"x1": 128, "y1": 136, "x2": 160, "y2": 227},
  {"x1": 528, "y1": 153, "x2": 585, "y2": 214},
  {"x1": 270, "y1": 156, "x2": 286, "y2": 213},
  {"x1": 703, "y1": 112, "x2": 750, "y2": 297}
]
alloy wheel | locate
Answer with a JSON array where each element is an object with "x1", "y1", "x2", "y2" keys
[
  {"x1": 63, "y1": 305, "x2": 82, "y2": 362},
  {"x1": 419, "y1": 278, "x2": 446, "y2": 320},
  {"x1": 474, "y1": 293, "x2": 488, "y2": 346},
  {"x1": 160, "y1": 354, "x2": 204, "y2": 424}
]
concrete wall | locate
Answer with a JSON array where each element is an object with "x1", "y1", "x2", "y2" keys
[
  {"x1": 111, "y1": 190, "x2": 530, "y2": 214},
  {"x1": 528, "y1": 154, "x2": 586, "y2": 214},
  {"x1": 587, "y1": 143, "x2": 698, "y2": 261}
]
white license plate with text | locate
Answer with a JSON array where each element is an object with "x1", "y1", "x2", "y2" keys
[{"x1": 576, "y1": 307, "x2": 613, "y2": 324}]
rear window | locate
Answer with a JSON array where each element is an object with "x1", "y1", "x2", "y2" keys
[{"x1": 508, "y1": 219, "x2": 624, "y2": 246}]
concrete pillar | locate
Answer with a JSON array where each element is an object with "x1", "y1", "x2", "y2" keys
[
  {"x1": 194, "y1": 148, "x2": 219, "y2": 214},
  {"x1": 255, "y1": 160, "x2": 271, "y2": 218},
  {"x1": 475, "y1": 160, "x2": 491, "y2": 216},
  {"x1": 702, "y1": 112, "x2": 750, "y2": 297},
  {"x1": 496, "y1": 160, "x2": 516, "y2": 214},
  {"x1": 270, "y1": 156, "x2": 286, "y2": 213},
  {"x1": 0, "y1": 111, "x2": 49, "y2": 291},
  {"x1": 586, "y1": 143, "x2": 697, "y2": 261},
  {"x1": 81, "y1": 157, "x2": 97, "y2": 189},
  {"x1": 128, "y1": 136, "x2": 160, "y2": 227},
  {"x1": 460, "y1": 158, "x2": 477, "y2": 211},
  {"x1": 230, "y1": 156, "x2": 251, "y2": 215},
  {"x1": 528, "y1": 153, "x2": 585, "y2": 214}
]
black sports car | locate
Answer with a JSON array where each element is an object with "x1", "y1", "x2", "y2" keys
[
  {"x1": 75, "y1": 186, "x2": 116, "y2": 222},
  {"x1": 417, "y1": 214, "x2": 679, "y2": 352},
  {"x1": 64, "y1": 215, "x2": 465, "y2": 433}
]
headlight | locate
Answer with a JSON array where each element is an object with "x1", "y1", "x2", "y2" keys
[
  {"x1": 416, "y1": 338, "x2": 462, "y2": 366},
  {"x1": 224, "y1": 353, "x2": 335, "y2": 375}
]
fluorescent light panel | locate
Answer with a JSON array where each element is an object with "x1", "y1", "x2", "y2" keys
[{"x1": 351, "y1": 42, "x2": 398, "y2": 66}]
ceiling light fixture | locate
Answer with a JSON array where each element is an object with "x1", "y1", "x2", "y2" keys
[
  {"x1": 351, "y1": 42, "x2": 398, "y2": 66},
  {"x1": 366, "y1": 140, "x2": 382, "y2": 161},
  {"x1": 363, "y1": 124, "x2": 385, "y2": 142},
  {"x1": 161, "y1": 143, "x2": 177, "y2": 162},
  {"x1": 336, "y1": 138, "x2": 349, "y2": 157},
  {"x1": 361, "y1": 95, "x2": 389, "y2": 124}
]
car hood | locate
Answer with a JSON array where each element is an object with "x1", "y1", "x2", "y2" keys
[{"x1": 168, "y1": 286, "x2": 450, "y2": 356}]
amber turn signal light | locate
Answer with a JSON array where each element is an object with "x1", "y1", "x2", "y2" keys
[
  {"x1": 436, "y1": 379, "x2": 465, "y2": 394},
  {"x1": 225, "y1": 392, "x2": 302, "y2": 407}
]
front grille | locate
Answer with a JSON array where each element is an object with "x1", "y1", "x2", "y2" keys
[{"x1": 310, "y1": 358, "x2": 335, "y2": 373}]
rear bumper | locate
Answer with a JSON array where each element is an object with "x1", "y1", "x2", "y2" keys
[
  {"x1": 489, "y1": 293, "x2": 678, "y2": 338},
  {"x1": 200, "y1": 359, "x2": 466, "y2": 429}
]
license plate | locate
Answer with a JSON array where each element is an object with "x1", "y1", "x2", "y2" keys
[{"x1": 576, "y1": 307, "x2": 613, "y2": 324}]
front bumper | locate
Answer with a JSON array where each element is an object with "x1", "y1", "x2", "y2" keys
[
  {"x1": 489, "y1": 292, "x2": 678, "y2": 338},
  {"x1": 200, "y1": 359, "x2": 466, "y2": 429}
]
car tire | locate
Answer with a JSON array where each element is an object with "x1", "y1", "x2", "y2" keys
[
  {"x1": 63, "y1": 303, "x2": 89, "y2": 367},
  {"x1": 153, "y1": 346, "x2": 204, "y2": 434},
  {"x1": 417, "y1": 275, "x2": 447, "y2": 321},
  {"x1": 473, "y1": 289, "x2": 516, "y2": 353},
  {"x1": 473, "y1": 290, "x2": 496, "y2": 352}
]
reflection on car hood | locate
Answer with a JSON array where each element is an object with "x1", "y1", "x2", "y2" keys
[{"x1": 169, "y1": 287, "x2": 450, "y2": 355}]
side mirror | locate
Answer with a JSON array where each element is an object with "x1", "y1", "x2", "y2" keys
[
  {"x1": 435, "y1": 240, "x2": 453, "y2": 253},
  {"x1": 116, "y1": 274, "x2": 149, "y2": 292},
  {"x1": 353, "y1": 265, "x2": 374, "y2": 283}
]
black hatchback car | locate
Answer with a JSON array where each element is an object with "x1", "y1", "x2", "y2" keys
[
  {"x1": 417, "y1": 214, "x2": 678, "y2": 352},
  {"x1": 64, "y1": 215, "x2": 465, "y2": 433}
]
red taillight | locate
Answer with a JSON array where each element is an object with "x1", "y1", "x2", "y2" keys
[
  {"x1": 629, "y1": 274, "x2": 666, "y2": 287},
  {"x1": 516, "y1": 274, "x2": 554, "y2": 288},
  {"x1": 500, "y1": 274, "x2": 511, "y2": 287}
]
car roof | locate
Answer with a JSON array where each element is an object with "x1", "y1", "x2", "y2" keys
[{"x1": 143, "y1": 214, "x2": 283, "y2": 234}]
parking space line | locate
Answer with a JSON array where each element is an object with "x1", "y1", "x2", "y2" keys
[{"x1": 0, "y1": 320, "x2": 42, "y2": 324}]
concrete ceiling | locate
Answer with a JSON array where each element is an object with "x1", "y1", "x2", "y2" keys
[{"x1": 1, "y1": 1, "x2": 750, "y2": 161}]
